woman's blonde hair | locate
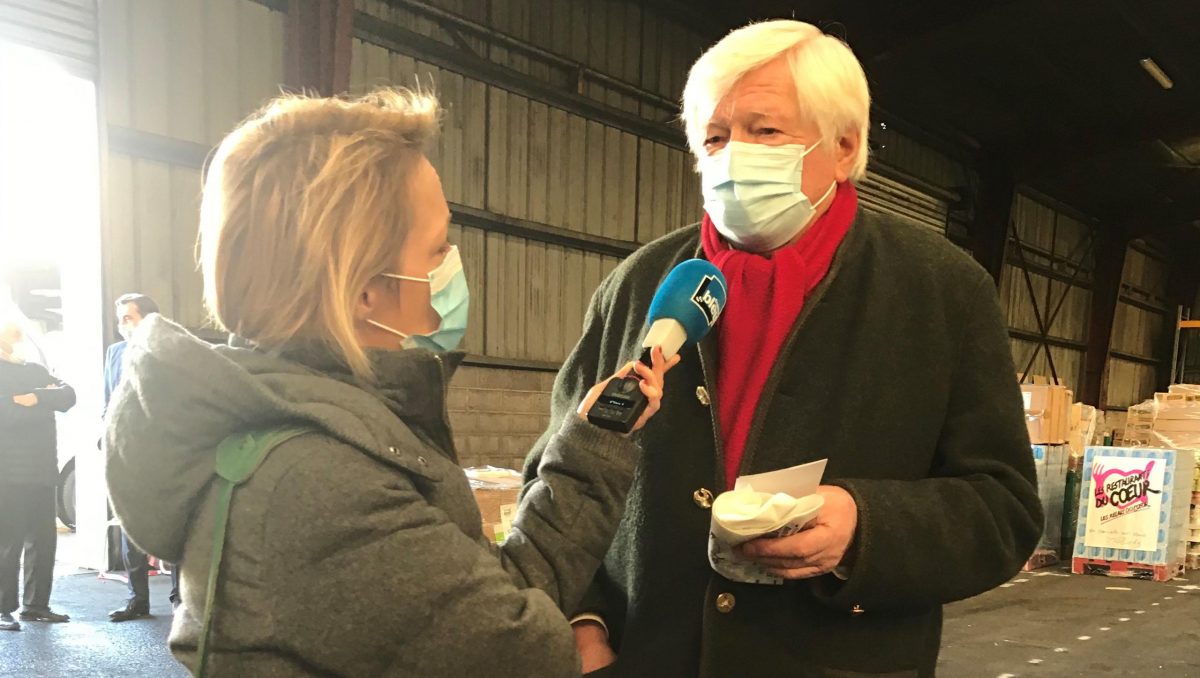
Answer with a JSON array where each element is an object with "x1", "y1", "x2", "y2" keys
[{"x1": 199, "y1": 88, "x2": 440, "y2": 379}]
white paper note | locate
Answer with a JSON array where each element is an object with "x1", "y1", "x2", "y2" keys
[{"x1": 734, "y1": 459, "x2": 827, "y2": 496}]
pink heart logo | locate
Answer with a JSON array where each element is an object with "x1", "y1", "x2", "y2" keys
[{"x1": 1092, "y1": 461, "x2": 1155, "y2": 510}]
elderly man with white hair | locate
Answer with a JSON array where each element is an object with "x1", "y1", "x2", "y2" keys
[{"x1": 525, "y1": 20, "x2": 1042, "y2": 677}]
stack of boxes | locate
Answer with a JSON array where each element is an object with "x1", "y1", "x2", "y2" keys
[
  {"x1": 1134, "y1": 384, "x2": 1200, "y2": 571},
  {"x1": 1156, "y1": 390, "x2": 1200, "y2": 569},
  {"x1": 1062, "y1": 403, "x2": 1098, "y2": 559},
  {"x1": 1020, "y1": 377, "x2": 1073, "y2": 570},
  {"x1": 1150, "y1": 387, "x2": 1200, "y2": 451},
  {"x1": 1123, "y1": 400, "x2": 1157, "y2": 447},
  {"x1": 1026, "y1": 444, "x2": 1070, "y2": 570},
  {"x1": 1067, "y1": 384, "x2": 1200, "y2": 580},
  {"x1": 1191, "y1": 466, "x2": 1200, "y2": 570},
  {"x1": 1021, "y1": 378, "x2": 1071, "y2": 448},
  {"x1": 1070, "y1": 446, "x2": 1196, "y2": 581}
]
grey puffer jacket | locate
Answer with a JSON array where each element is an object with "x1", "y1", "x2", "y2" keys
[{"x1": 105, "y1": 316, "x2": 639, "y2": 677}]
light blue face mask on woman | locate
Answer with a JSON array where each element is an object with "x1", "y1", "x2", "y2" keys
[{"x1": 368, "y1": 245, "x2": 470, "y2": 352}]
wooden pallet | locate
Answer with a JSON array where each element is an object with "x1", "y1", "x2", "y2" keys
[{"x1": 1072, "y1": 556, "x2": 1185, "y2": 582}]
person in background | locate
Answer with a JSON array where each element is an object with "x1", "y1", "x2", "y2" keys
[
  {"x1": 0, "y1": 318, "x2": 76, "y2": 631},
  {"x1": 103, "y1": 292, "x2": 180, "y2": 622},
  {"x1": 104, "y1": 88, "x2": 677, "y2": 676},
  {"x1": 526, "y1": 20, "x2": 1042, "y2": 677}
]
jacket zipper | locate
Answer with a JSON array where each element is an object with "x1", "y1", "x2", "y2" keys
[{"x1": 431, "y1": 353, "x2": 460, "y2": 463}]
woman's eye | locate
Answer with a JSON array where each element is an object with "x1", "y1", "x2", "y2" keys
[
  {"x1": 704, "y1": 135, "x2": 725, "y2": 146},
  {"x1": 757, "y1": 128, "x2": 780, "y2": 136}
]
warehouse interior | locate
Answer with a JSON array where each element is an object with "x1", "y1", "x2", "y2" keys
[{"x1": 1, "y1": 0, "x2": 1198, "y2": 676}]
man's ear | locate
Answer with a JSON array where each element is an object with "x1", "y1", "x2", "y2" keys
[{"x1": 833, "y1": 129, "x2": 861, "y2": 183}]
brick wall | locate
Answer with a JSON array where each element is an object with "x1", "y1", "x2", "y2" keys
[{"x1": 449, "y1": 365, "x2": 557, "y2": 471}]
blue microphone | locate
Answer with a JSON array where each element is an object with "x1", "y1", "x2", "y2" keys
[
  {"x1": 639, "y1": 258, "x2": 727, "y2": 366},
  {"x1": 587, "y1": 259, "x2": 728, "y2": 433}
]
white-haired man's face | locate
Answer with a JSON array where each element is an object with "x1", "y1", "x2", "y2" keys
[{"x1": 702, "y1": 56, "x2": 860, "y2": 229}]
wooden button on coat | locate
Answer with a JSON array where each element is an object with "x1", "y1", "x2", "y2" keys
[
  {"x1": 695, "y1": 386, "x2": 710, "y2": 406},
  {"x1": 715, "y1": 592, "x2": 736, "y2": 613},
  {"x1": 693, "y1": 488, "x2": 714, "y2": 509}
]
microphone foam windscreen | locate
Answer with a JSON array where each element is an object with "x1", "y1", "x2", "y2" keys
[{"x1": 646, "y1": 259, "x2": 728, "y2": 343}]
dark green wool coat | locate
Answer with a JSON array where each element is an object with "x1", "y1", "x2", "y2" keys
[{"x1": 525, "y1": 210, "x2": 1043, "y2": 677}]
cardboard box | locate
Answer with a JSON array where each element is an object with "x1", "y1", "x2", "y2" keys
[
  {"x1": 1021, "y1": 381, "x2": 1070, "y2": 444},
  {"x1": 1068, "y1": 403, "x2": 1098, "y2": 458},
  {"x1": 465, "y1": 466, "x2": 523, "y2": 543},
  {"x1": 1169, "y1": 384, "x2": 1200, "y2": 397},
  {"x1": 473, "y1": 487, "x2": 520, "y2": 542},
  {"x1": 1155, "y1": 392, "x2": 1200, "y2": 408},
  {"x1": 1146, "y1": 395, "x2": 1200, "y2": 450}
]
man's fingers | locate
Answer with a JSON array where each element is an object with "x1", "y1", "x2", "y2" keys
[
  {"x1": 740, "y1": 529, "x2": 829, "y2": 560},
  {"x1": 752, "y1": 557, "x2": 811, "y2": 569},
  {"x1": 767, "y1": 566, "x2": 827, "y2": 580}
]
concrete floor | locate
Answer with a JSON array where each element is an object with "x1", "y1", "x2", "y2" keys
[
  {"x1": 940, "y1": 566, "x2": 1200, "y2": 676},
  {"x1": 2, "y1": 540, "x2": 1197, "y2": 677},
  {"x1": 0, "y1": 568, "x2": 185, "y2": 677}
]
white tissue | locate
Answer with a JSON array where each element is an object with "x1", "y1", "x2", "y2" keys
[{"x1": 708, "y1": 490, "x2": 824, "y2": 585}]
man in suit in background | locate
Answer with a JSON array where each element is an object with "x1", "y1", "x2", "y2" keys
[{"x1": 104, "y1": 293, "x2": 180, "y2": 622}]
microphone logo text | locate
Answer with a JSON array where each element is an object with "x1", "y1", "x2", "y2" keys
[{"x1": 691, "y1": 276, "x2": 723, "y2": 327}]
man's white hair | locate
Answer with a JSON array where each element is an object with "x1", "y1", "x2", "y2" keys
[{"x1": 681, "y1": 20, "x2": 871, "y2": 180}]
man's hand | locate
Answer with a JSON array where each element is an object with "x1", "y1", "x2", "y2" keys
[
  {"x1": 573, "y1": 620, "x2": 616, "y2": 674},
  {"x1": 12, "y1": 393, "x2": 38, "y2": 407},
  {"x1": 736, "y1": 485, "x2": 858, "y2": 580}
]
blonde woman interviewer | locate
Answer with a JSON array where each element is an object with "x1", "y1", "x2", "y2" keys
[{"x1": 104, "y1": 89, "x2": 676, "y2": 677}]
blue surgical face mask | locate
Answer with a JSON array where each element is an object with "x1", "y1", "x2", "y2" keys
[
  {"x1": 367, "y1": 246, "x2": 470, "y2": 352},
  {"x1": 700, "y1": 140, "x2": 837, "y2": 252}
]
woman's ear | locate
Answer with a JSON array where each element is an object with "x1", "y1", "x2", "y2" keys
[{"x1": 355, "y1": 281, "x2": 383, "y2": 321}]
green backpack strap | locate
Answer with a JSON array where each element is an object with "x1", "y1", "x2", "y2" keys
[{"x1": 196, "y1": 426, "x2": 312, "y2": 678}]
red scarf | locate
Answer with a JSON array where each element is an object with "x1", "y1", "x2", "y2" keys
[{"x1": 701, "y1": 183, "x2": 858, "y2": 488}]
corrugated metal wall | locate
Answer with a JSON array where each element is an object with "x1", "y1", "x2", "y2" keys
[
  {"x1": 0, "y1": 0, "x2": 97, "y2": 75},
  {"x1": 1105, "y1": 242, "x2": 1170, "y2": 408},
  {"x1": 861, "y1": 124, "x2": 967, "y2": 237},
  {"x1": 97, "y1": 0, "x2": 285, "y2": 331},
  {"x1": 995, "y1": 189, "x2": 1172, "y2": 409},
  {"x1": 998, "y1": 191, "x2": 1095, "y2": 393}
]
